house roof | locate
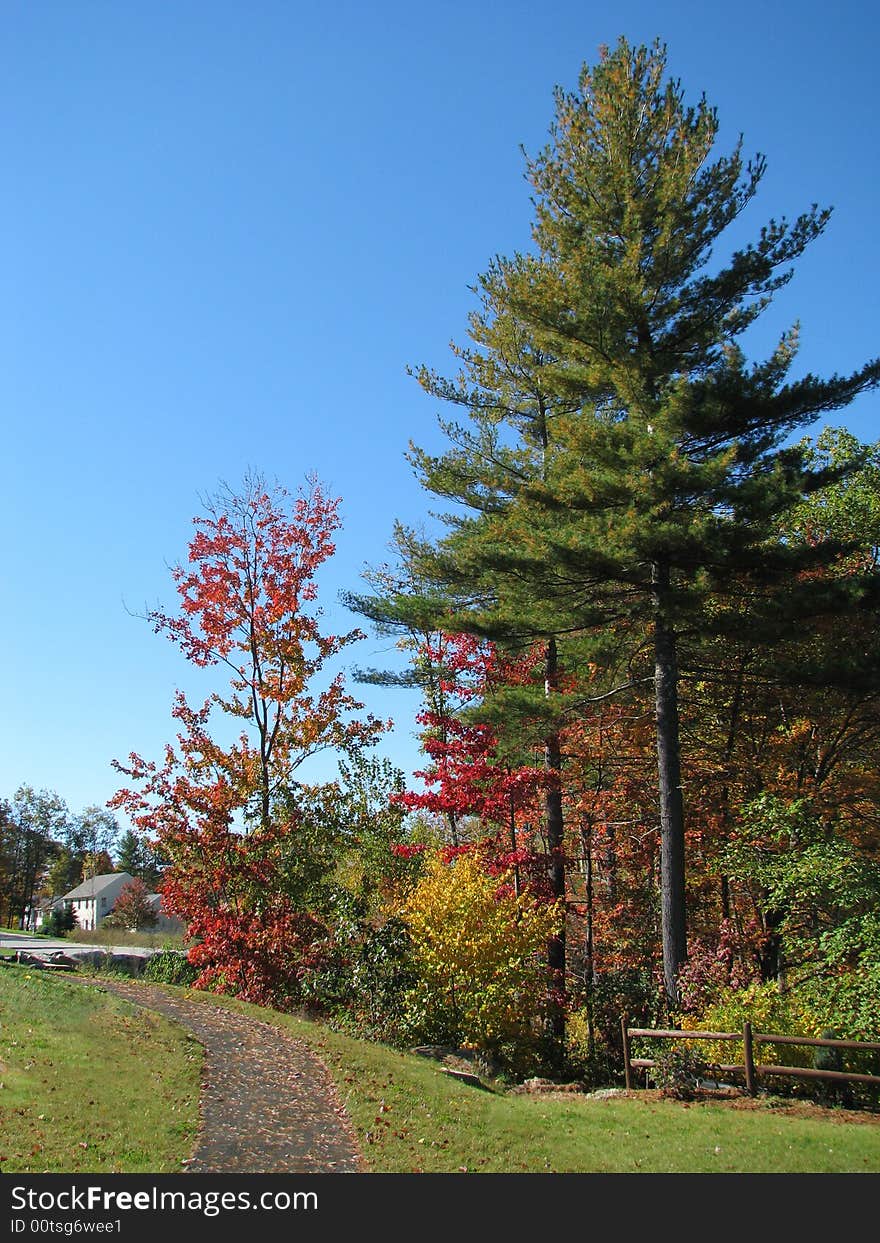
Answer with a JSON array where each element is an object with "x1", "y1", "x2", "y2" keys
[{"x1": 62, "y1": 872, "x2": 134, "y2": 901}]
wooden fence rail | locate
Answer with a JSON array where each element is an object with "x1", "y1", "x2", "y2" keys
[{"x1": 620, "y1": 1017, "x2": 880, "y2": 1097}]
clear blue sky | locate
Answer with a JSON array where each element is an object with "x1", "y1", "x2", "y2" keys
[{"x1": 2, "y1": 0, "x2": 878, "y2": 828}]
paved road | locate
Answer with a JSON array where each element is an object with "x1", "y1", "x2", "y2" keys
[{"x1": 0, "y1": 932, "x2": 156, "y2": 957}]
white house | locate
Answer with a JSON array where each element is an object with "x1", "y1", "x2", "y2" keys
[{"x1": 61, "y1": 872, "x2": 134, "y2": 931}]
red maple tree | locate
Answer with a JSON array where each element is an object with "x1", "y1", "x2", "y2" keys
[
  {"x1": 394, "y1": 632, "x2": 554, "y2": 897},
  {"x1": 111, "y1": 473, "x2": 387, "y2": 1005}
]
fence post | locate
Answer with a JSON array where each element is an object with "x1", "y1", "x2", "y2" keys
[
  {"x1": 743, "y1": 1020, "x2": 756, "y2": 1096},
  {"x1": 621, "y1": 1015, "x2": 634, "y2": 1090}
]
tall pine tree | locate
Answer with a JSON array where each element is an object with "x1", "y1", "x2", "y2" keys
[{"x1": 358, "y1": 37, "x2": 880, "y2": 1010}]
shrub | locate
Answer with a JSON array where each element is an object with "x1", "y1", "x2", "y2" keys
[
  {"x1": 41, "y1": 906, "x2": 76, "y2": 938},
  {"x1": 400, "y1": 847, "x2": 561, "y2": 1072},
  {"x1": 143, "y1": 948, "x2": 198, "y2": 986},
  {"x1": 565, "y1": 1007, "x2": 620, "y2": 1087},
  {"x1": 803, "y1": 917, "x2": 880, "y2": 1041},
  {"x1": 337, "y1": 917, "x2": 416, "y2": 1043},
  {"x1": 682, "y1": 980, "x2": 820, "y2": 1068},
  {"x1": 650, "y1": 1043, "x2": 710, "y2": 1100}
]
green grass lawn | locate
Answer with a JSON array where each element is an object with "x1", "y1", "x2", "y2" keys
[
  {"x1": 2, "y1": 969, "x2": 879, "y2": 1174},
  {"x1": 0, "y1": 968, "x2": 202, "y2": 1173}
]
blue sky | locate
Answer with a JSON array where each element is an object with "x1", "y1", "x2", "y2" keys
[{"x1": 2, "y1": 1, "x2": 878, "y2": 828}]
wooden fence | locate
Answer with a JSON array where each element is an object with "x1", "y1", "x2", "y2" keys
[{"x1": 620, "y1": 1017, "x2": 880, "y2": 1096}]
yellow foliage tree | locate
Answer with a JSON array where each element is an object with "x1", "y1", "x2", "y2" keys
[{"x1": 402, "y1": 848, "x2": 561, "y2": 1057}]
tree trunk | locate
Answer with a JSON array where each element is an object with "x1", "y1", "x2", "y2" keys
[
  {"x1": 652, "y1": 562, "x2": 687, "y2": 1009},
  {"x1": 759, "y1": 904, "x2": 786, "y2": 988},
  {"x1": 581, "y1": 820, "x2": 596, "y2": 1059},
  {"x1": 719, "y1": 654, "x2": 747, "y2": 929},
  {"x1": 509, "y1": 790, "x2": 521, "y2": 898},
  {"x1": 544, "y1": 636, "x2": 566, "y2": 1040}
]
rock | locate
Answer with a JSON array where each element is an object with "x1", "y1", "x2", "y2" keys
[
  {"x1": 14, "y1": 951, "x2": 47, "y2": 968},
  {"x1": 511, "y1": 1077, "x2": 587, "y2": 1095},
  {"x1": 108, "y1": 954, "x2": 146, "y2": 975},
  {"x1": 46, "y1": 952, "x2": 79, "y2": 970},
  {"x1": 441, "y1": 1068, "x2": 490, "y2": 1089},
  {"x1": 11, "y1": 950, "x2": 77, "y2": 971},
  {"x1": 67, "y1": 951, "x2": 146, "y2": 976},
  {"x1": 66, "y1": 950, "x2": 110, "y2": 968}
]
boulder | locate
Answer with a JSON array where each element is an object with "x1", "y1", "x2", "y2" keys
[
  {"x1": 441, "y1": 1067, "x2": 489, "y2": 1089},
  {"x1": 108, "y1": 953, "x2": 147, "y2": 976},
  {"x1": 46, "y1": 952, "x2": 79, "y2": 970}
]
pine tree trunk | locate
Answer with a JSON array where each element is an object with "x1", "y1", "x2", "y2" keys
[
  {"x1": 652, "y1": 562, "x2": 687, "y2": 1008},
  {"x1": 759, "y1": 904, "x2": 785, "y2": 987},
  {"x1": 719, "y1": 654, "x2": 747, "y2": 928},
  {"x1": 509, "y1": 791, "x2": 521, "y2": 898},
  {"x1": 544, "y1": 636, "x2": 566, "y2": 1040},
  {"x1": 581, "y1": 820, "x2": 596, "y2": 1059}
]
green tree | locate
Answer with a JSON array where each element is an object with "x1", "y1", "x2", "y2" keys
[
  {"x1": 345, "y1": 524, "x2": 469, "y2": 846},
  {"x1": 67, "y1": 806, "x2": 120, "y2": 861},
  {"x1": 786, "y1": 428, "x2": 880, "y2": 561},
  {"x1": 40, "y1": 804, "x2": 122, "y2": 899},
  {"x1": 370, "y1": 38, "x2": 880, "y2": 1008},
  {"x1": 81, "y1": 849, "x2": 115, "y2": 880},
  {"x1": 722, "y1": 795, "x2": 880, "y2": 1036},
  {"x1": 45, "y1": 847, "x2": 82, "y2": 899},
  {"x1": 114, "y1": 828, "x2": 165, "y2": 889},
  {"x1": 2, "y1": 787, "x2": 70, "y2": 928},
  {"x1": 0, "y1": 799, "x2": 15, "y2": 925},
  {"x1": 41, "y1": 903, "x2": 77, "y2": 937},
  {"x1": 114, "y1": 828, "x2": 145, "y2": 878}
]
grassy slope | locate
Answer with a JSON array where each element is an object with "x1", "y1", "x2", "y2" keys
[
  {"x1": 2, "y1": 971, "x2": 879, "y2": 1174},
  {"x1": 0, "y1": 969, "x2": 201, "y2": 1173},
  {"x1": 174, "y1": 988, "x2": 880, "y2": 1174}
]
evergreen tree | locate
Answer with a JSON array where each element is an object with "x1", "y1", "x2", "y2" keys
[
  {"x1": 115, "y1": 828, "x2": 166, "y2": 890},
  {"x1": 359, "y1": 38, "x2": 880, "y2": 1008},
  {"x1": 114, "y1": 828, "x2": 144, "y2": 877}
]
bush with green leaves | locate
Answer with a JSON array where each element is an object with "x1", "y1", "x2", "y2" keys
[
  {"x1": 296, "y1": 914, "x2": 416, "y2": 1044},
  {"x1": 566, "y1": 966, "x2": 665, "y2": 1085},
  {"x1": 565, "y1": 1008, "x2": 620, "y2": 1087},
  {"x1": 143, "y1": 948, "x2": 197, "y2": 986},
  {"x1": 801, "y1": 916, "x2": 880, "y2": 1041},
  {"x1": 40, "y1": 905, "x2": 76, "y2": 937},
  {"x1": 722, "y1": 797, "x2": 880, "y2": 1005},
  {"x1": 682, "y1": 978, "x2": 880, "y2": 1106},
  {"x1": 682, "y1": 979, "x2": 821, "y2": 1069}
]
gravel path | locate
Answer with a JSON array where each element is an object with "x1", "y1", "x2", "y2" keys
[{"x1": 89, "y1": 979, "x2": 363, "y2": 1174}]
